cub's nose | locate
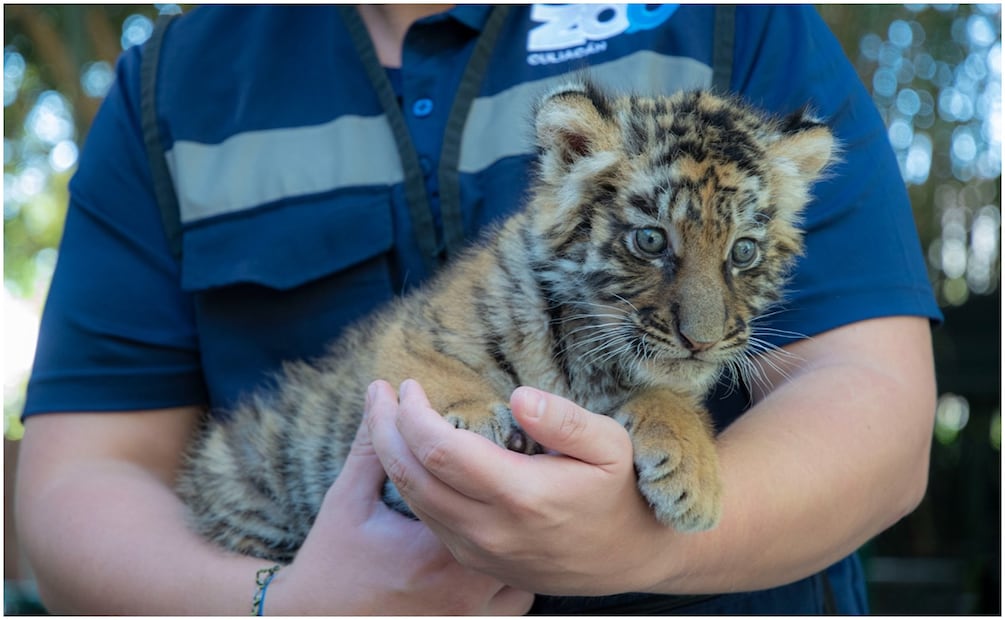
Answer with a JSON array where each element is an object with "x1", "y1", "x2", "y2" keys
[
  {"x1": 679, "y1": 331, "x2": 717, "y2": 353},
  {"x1": 674, "y1": 311, "x2": 722, "y2": 353}
]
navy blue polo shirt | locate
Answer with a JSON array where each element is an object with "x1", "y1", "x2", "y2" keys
[{"x1": 25, "y1": 4, "x2": 941, "y2": 614}]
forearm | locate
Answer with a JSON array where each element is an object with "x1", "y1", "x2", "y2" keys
[
  {"x1": 17, "y1": 408, "x2": 535, "y2": 616},
  {"x1": 644, "y1": 318, "x2": 936, "y2": 594},
  {"x1": 364, "y1": 317, "x2": 936, "y2": 599},
  {"x1": 19, "y1": 456, "x2": 267, "y2": 614}
]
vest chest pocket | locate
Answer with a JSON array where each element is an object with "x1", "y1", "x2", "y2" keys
[
  {"x1": 178, "y1": 190, "x2": 397, "y2": 410},
  {"x1": 180, "y1": 190, "x2": 395, "y2": 293}
]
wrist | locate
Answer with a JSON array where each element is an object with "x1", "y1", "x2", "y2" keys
[
  {"x1": 254, "y1": 563, "x2": 311, "y2": 616},
  {"x1": 251, "y1": 564, "x2": 282, "y2": 616}
]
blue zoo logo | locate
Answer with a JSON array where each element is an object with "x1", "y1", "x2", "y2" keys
[{"x1": 528, "y1": 4, "x2": 679, "y2": 52}]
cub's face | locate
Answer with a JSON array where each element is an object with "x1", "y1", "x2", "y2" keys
[{"x1": 529, "y1": 85, "x2": 835, "y2": 390}]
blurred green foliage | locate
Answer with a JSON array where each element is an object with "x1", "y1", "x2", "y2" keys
[
  {"x1": 2, "y1": 3, "x2": 1000, "y2": 613},
  {"x1": 4, "y1": 5, "x2": 164, "y2": 439}
]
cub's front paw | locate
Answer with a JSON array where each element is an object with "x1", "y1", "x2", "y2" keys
[
  {"x1": 444, "y1": 403, "x2": 542, "y2": 455},
  {"x1": 634, "y1": 439, "x2": 721, "y2": 532}
]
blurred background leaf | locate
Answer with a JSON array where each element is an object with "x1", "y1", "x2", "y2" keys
[{"x1": 2, "y1": 4, "x2": 1000, "y2": 614}]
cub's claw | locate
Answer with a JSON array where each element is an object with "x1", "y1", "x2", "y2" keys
[
  {"x1": 489, "y1": 403, "x2": 541, "y2": 454},
  {"x1": 634, "y1": 442, "x2": 721, "y2": 532},
  {"x1": 444, "y1": 403, "x2": 542, "y2": 455}
]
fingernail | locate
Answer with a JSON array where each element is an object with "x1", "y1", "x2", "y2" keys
[
  {"x1": 536, "y1": 393, "x2": 548, "y2": 419},
  {"x1": 520, "y1": 388, "x2": 546, "y2": 421},
  {"x1": 366, "y1": 381, "x2": 377, "y2": 408}
]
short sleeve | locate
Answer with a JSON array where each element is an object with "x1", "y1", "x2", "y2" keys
[
  {"x1": 731, "y1": 6, "x2": 942, "y2": 344},
  {"x1": 23, "y1": 45, "x2": 208, "y2": 415}
]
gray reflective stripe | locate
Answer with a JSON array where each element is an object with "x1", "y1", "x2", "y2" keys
[
  {"x1": 166, "y1": 114, "x2": 401, "y2": 224},
  {"x1": 166, "y1": 50, "x2": 711, "y2": 225},
  {"x1": 459, "y1": 51, "x2": 712, "y2": 174}
]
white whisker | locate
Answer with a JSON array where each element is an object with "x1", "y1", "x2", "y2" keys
[
  {"x1": 610, "y1": 293, "x2": 640, "y2": 313},
  {"x1": 564, "y1": 330, "x2": 625, "y2": 354},
  {"x1": 750, "y1": 327, "x2": 811, "y2": 343}
]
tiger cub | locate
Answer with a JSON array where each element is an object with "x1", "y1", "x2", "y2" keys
[{"x1": 177, "y1": 83, "x2": 835, "y2": 563}]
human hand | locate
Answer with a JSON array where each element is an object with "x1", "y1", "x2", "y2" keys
[
  {"x1": 264, "y1": 388, "x2": 534, "y2": 615},
  {"x1": 368, "y1": 379, "x2": 676, "y2": 597}
]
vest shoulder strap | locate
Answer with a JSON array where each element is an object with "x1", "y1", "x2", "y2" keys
[
  {"x1": 140, "y1": 13, "x2": 182, "y2": 260},
  {"x1": 712, "y1": 5, "x2": 736, "y2": 93}
]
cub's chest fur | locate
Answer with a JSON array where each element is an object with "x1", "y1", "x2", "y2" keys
[{"x1": 177, "y1": 83, "x2": 835, "y2": 564}]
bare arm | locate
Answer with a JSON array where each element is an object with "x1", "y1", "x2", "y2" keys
[
  {"x1": 15, "y1": 408, "x2": 265, "y2": 614},
  {"x1": 367, "y1": 316, "x2": 936, "y2": 595},
  {"x1": 15, "y1": 406, "x2": 532, "y2": 614},
  {"x1": 651, "y1": 314, "x2": 935, "y2": 592}
]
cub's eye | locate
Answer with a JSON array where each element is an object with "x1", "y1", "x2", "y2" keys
[
  {"x1": 730, "y1": 238, "x2": 759, "y2": 269},
  {"x1": 634, "y1": 228, "x2": 668, "y2": 256}
]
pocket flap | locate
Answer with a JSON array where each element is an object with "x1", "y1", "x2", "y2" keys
[{"x1": 180, "y1": 190, "x2": 393, "y2": 292}]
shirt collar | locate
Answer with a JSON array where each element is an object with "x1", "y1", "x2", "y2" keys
[{"x1": 445, "y1": 5, "x2": 494, "y2": 32}]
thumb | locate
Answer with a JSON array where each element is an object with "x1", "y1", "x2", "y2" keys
[
  {"x1": 509, "y1": 386, "x2": 631, "y2": 467},
  {"x1": 329, "y1": 381, "x2": 394, "y2": 503}
]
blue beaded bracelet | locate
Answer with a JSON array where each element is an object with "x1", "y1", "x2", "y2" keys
[{"x1": 251, "y1": 564, "x2": 281, "y2": 616}]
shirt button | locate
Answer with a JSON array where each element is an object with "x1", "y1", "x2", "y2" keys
[
  {"x1": 419, "y1": 156, "x2": 434, "y2": 175},
  {"x1": 412, "y1": 98, "x2": 434, "y2": 118}
]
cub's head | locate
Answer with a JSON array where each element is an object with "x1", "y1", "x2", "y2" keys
[{"x1": 528, "y1": 83, "x2": 836, "y2": 392}]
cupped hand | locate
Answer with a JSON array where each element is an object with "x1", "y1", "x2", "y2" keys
[
  {"x1": 368, "y1": 379, "x2": 674, "y2": 597},
  {"x1": 264, "y1": 387, "x2": 534, "y2": 615}
]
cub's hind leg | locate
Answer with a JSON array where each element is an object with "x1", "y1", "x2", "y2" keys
[{"x1": 616, "y1": 389, "x2": 722, "y2": 532}]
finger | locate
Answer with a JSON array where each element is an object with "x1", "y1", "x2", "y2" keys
[
  {"x1": 509, "y1": 386, "x2": 631, "y2": 468},
  {"x1": 368, "y1": 379, "x2": 486, "y2": 516},
  {"x1": 329, "y1": 382, "x2": 388, "y2": 502},
  {"x1": 487, "y1": 587, "x2": 536, "y2": 616},
  {"x1": 394, "y1": 379, "x2": 528, "y2": 503}
]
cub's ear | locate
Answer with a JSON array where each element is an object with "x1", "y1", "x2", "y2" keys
[
  {"x1": 534, "y1": 81, "x2": 619, "y2": 168},
  {"x1": 766, "y1": 109, "x2": 837, "y2": 180}
]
